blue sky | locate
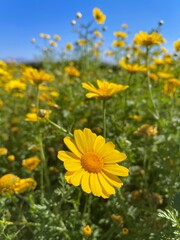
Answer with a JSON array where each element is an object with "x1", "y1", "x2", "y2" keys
[{"x1": 0, "y1": 0, "x2": 179, "y2": 61}]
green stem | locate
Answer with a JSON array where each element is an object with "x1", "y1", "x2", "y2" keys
[
  {"x1": 102, "y1": 100, "x2": 107, "y2": 138},
  {"x1": 146, "y1": 47, "x2": 159, "y2": 120},
  {"x1": 46, "y1": 118, "x2": 73, "y2": 137}
]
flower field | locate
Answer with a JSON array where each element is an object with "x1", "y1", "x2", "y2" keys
[{"x1": 0, "y1": 7, "x2": 180, "y2": 240}]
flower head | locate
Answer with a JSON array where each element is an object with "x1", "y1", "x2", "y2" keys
[
  {"x1": 82, "y1": 80, "x2": 128, "y2": 100},
  {"x1": 93, "y1": 8, "x2": 106, "y2": 24},
  {"x1": 83, "y1": 225, "x2": 92, "y2": 237},
  {"x1": 133, "y1": 31, "x2": 165, "y2": 46},
  {"x1": 174, "y1": 39, "x2": 180, "y2": 52},
  {"x1": 57, "y1": 128, "x2": 129, "y2": 198},
  {"x1": 119, "y1": 61, "x2": 147, "y2": 74},
  {"x1": 135, "y1": 124, "x2": 158, "y2": 137},
  {"x1": 22, "y1": 156, "x2": 41, "y2": 170}
]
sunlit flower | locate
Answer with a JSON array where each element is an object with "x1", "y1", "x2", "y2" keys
[
  {"x1": 25, "y1": 113, "x2": 38, "y2": 122},
  {"x1": 64, "y1": 66, "x2": 80, "y2": 77},
  {"x1": 149, "y1": 73, "x2": 158, "y2": 81},
  {"x1": 7, "y1": 155, "x2": 15, "y2": 162},
  {"x1": 4, "y1": 79, "x2": 26, "y2": 93},
  {"x1": 93, "y1": 7, "x2": 106, "y2": 24},
  {"x1": 163, "y1": 78, "x2": 180, "y2": 96},
  {"x1": 76, "y1": 12, "x2": 82, "y2": 19},
  {"x1": 54, "y1": 34, "x2": 61, "y2": 41},
  {"x1": 77, "y1": 39, "x2": 87, "y2": 46},
  {"x1": 112, "y1": 40, "x2": 125, "y2": 48},
  {"x1": 174, "y1": 39, "x2": 180, "y2": 52},
  {"x1": 22, "y1": 156, "x2": 41, "y2": 170},
  {"x1": 0, "y1": 174, "x2": 20, "y2": 194},
  {"x1": 23, "y1": 67, "x2": 54, "y2": 85},
  {"x1": 133, "y1": 31, "x2": 165, "y2": 46},
  {"x1": 121, "y1": 23, "x2": 128, "y2": 29},
  {"x1": 83, "y1": 225, "x2": 92, "y2": 237},
  {"x1": 39, "y1": 33, "x2": 51, "y2": 39},
  {"x1": 135, "y1": 124, "x2": 158, "y2": 137},
  {"x1": 0, "y1": 147, "x2": 8, "y2": 156},
  {"x1": 58, "y1": 128, "x2": 128, "y2": 198},
  {"x1": 119, "y1": 61, "x2": 147, "y2": 74},
  {"x1": 49, "y1": 40, "x2": 58, "y2": 47},
  {"x1": 157, "y1": 72, "x2": 174, "y2": 79},
  {"x1": 113, "y1": 31, "x2": 127, "y2": 39},
  {"x1": 82, "y1": 80, "x2": 129, "y2": 100},
  {"x1": 71, "y1": 20, "x2": 76, "y2": 25},
  {"x1": 93, "y1": 30, "x2": 102, "y2": 37},
  {"x1": 66, "y1": 43, "x2": 73, "y2": 51},
  {"x1": 14, "y1": 178, "x2": 37, "y2": 193}
]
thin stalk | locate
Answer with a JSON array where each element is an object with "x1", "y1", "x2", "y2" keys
[
  {"x1": 102, "y1": 100, "x2": 107, "y2": 138},
  {"x1": 46, "y1": 118, "x2": 73, "y2": 137},
  {"x1": 146, "y1": 47, "x2": 159, "y2": 120}
]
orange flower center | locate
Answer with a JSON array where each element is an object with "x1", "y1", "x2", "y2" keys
[{"x1": 81, "y1": 151, "x2": 104, "y2": 173}]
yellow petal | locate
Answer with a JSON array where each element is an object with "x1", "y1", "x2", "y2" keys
[
  {"x1": 93, "y1": 135, "x2": 105, "y2": 153},
  {"x1": 57, "y1": 151, "x2": 80, "y2": 162},
  {"x1": 64, "y1": 136, "x2": 82, "y2": 158},
  {"x1": 81, "y1": 171, "x2": 91, "y2": 194},
  {"x1": 98, "y1": 172, "x2": 115, "y2": 195},
  {"x1": 90, "y1": 173, "x2": 102, "y2": 197},
  {"x1": 98, "y1": 141, "x2": 115, "y2": 157},
  {"x1": 74, "y1": 129, "x2": 88, "y2": 153},
  {"x1": 64, "y1": 159, "x2": 81, "y2": 171},
  {"x1": 103, "y1": 164, "x2": 129, "y2": 176},
  {"x1": 104, "y1": 150, "x2": 127, "y2": 163},
  {"x1": 65, "y1": 171, "x2": 74, "y2": 184},
  {"x1": 86, "y1": 93, "x2": 99, "y2": 98},
  {"x1": 101, "y1": 171, "x2": 123, "y2": 188},
  {"x1": 70, "y1": 169, "x2": 85, "y2": 186},
  {"x1": 83, "y1": 128, "x2": 97, "y2": 151}
]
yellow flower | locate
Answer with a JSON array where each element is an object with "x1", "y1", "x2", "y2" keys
[
  {"x1": 4, "y1": 79, "x2": 26, "y2": 93},
  {"x1": 82, "y1": 80, "x2": 128, "y2": 100},
  {"x1": 157, "y1": 72, "x2": 174, "y2": 79},
  {"x1": 113, "y1": 31, "x2": 127, "y2": 39},
  {"x1": 49, "y1": 40, "x2": 58, "y2": 47},
  {"x1": 77, "y1": 39, "x2": 87, "y2": 46},
  {"x1": 93, "y1": 7, "x2": 106, "y2": 24},
  {"x1": 83, "y1": 225, "x2": 92, "y2": 237},
  {"x1": 54, "y1": 34, "x2": 61, "y2": 41},
  {"x1": 112, "y1": 40, "x2": 125, "y2": 48},
  {"x1": 64, "y1": 66, "x2": 80, "y2": 77},
  {"x1": 14, "y1": 178, "x2": 37, "y2": 193},
  {"x1": 66, "y1": 43, "x2": 73, "y2": 51},
  {"x1": 23, "y1": 67, "x2": 54, "y2": 85},
  {"x1": 119, "y1": 61, "x2": 147, "y2": 74},
  {"x1": 133, "y1": 31, "x2": 165, "y2": 46},
  {"x1": 0, "y1": 147, "x2": 8, "y2": 156},
  {"x1": 22, "y1": 156, "x2": 41, "y2": 170},
  {"x1": 25, "y1": 113, "x2": 38, "y2": 122},
  {"x1": 39, "y1": 33, "x2": 51, "y2": 39},
  {"x1": 174, "y1": 39, "x2": 180, "y2": 52},
  {"x1": 0, "y1": 174, "x2": 20, "y2": 195},
  {"x1": 135, "y1": 124, "x2": 158, "y2": 137},
  {"x1": 149, "y1": 73, "x2": 158, "y2": 81},
  {"x1": 121, "y1": 227, "x2": 129, "y2": 235},
  {"x1": 7, "y1": 155, "x2": 15, "y2": 162},
  {"x1": 57, "y1": 128, "x2": 129, "y2": 198},
  {"x1": 163, "y1": 78, "x2": 180, "y2": 97},
  {"x1": 111, "y1": 214, "x2": 124, "y2": 225},
  {"x1": 93, "y1": 30, "x2": 102, "y2": 37},
  {"x1": 121, "y1": 23, "x2": 128, "y2": 29}
]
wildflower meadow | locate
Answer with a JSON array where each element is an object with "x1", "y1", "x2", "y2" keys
[{"x1": 0, "y1": 7, "x2": 180, "y2": 240}]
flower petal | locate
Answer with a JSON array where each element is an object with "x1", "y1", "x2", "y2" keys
[
  {"x1": 64, "y1": 159, "x2": 81, "y2": 171},
  {"x1": 98, "y1": 141, "x2": 115, "y2": 157},
  {"x1": 98, "y1": 172, "x2": 115, "y2": 195},
  {"x1": 101, "y1": 171, "x2": 123, "y2": 188},
  {"x1": 57, "y1": 151, "x2": 80, "y2": 162},
  {"x1": 65, "y1": 171, "x2": 74, "y2": 184},
  {"x1": 83, "y1": 128, "x2": 97, "y2": 151},
  {"x1": 64, "y1": 136, "x2": 82, "y2": 158},
  {"x1": 93, "y1": 135, "x2": 105, "y2": 153},
  {"x1": 86, "y1": 93, "x2": 99, "y2": 98},
  {"x1": 81, "y1": 171, "x2": 91, "y2": 194},
  {"x1": 74, "y1": 129, "x2": 88, "y2": 153},
  {"x1": 103, "y1": 164, "x2": 129, "y2": 176},
  {"x1": 90, "y1": 173, "x2": 102, "y2": 197},
  {"x1": 70, "y1": 169, "x2": 85, "y2": 186},
  {"x1": 104, "y1": 150, "x2": 127, "y2": 164}
]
